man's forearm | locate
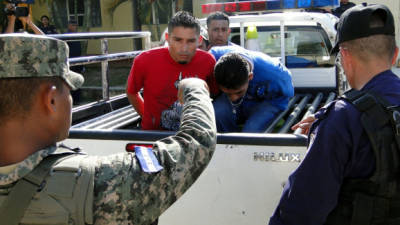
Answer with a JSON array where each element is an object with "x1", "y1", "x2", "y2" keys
[
  {"x1": 28, "y1": 20, "x2": 44, "y2": 35},
  {"x1": 127, "y1": 92, "x2": 144, "y2": 117},
  {"x1": 4, "y1": 17, "x2": 15, "y2": 33}
]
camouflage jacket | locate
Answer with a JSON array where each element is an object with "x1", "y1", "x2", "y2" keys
[{"x1": 0, "y1": 79, "x2": 217, "y2": 225}]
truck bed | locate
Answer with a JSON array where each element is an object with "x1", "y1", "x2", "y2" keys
[{"x1": 71, "y1": 91, "x2": 335, "y2": 134}]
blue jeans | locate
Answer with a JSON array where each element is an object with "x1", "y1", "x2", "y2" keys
[{"x1": 213, "y1": 93, "x2": 282, "y2": 133}]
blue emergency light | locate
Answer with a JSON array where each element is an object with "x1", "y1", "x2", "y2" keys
[
  {"x1": 19, "y1": 0, "x2": 35, "y2": 3},
  {"x1": 202, "y1": 0, "x2": 339, "y2": 14}
]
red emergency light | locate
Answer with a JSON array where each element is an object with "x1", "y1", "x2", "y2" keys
[
  {"x1": 202, "y1": 3, "x2": 224, "y2": 14},
  {"x1": 224, "y1": 2, "x2": 237, "y2": 12},
  {"x1": 238, "y1": 2, "x2": 251, "y2": 11},
  {"x1": 126, "y1": 143, "x2": 153, "y2": 152},
  {"x1": 202, "y1": 0, "x2": 278, "y2": 14},
  {"x1": 237, "y1": 1, "x2": 267, "y2": 12}
]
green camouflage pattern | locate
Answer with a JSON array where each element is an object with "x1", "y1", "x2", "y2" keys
[
  {"x1": 0, "y1": 33, "x2": 83, "y2": 90},
  {"x1": 0, "y1": 78, "x2": 216, "y2": 224},
  {"x1": 0, "y1": 145, "x2": 57, "y2": 185}
]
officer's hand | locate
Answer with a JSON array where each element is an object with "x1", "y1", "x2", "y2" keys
[
  {"x1": 291, "y1": 114, "x2": 316, "y2": 135},
  {"x1": 177, "y1": 78, "x2": 209, "y2": 104}
]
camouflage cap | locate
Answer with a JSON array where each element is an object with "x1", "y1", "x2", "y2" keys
[{"x1": 0, "y1": 33, "x2": 84, "y2": 90}]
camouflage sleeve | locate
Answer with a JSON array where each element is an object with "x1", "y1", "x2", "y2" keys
[{"x1": 92, "y1": 78, "x2": 217, "y2": 224}]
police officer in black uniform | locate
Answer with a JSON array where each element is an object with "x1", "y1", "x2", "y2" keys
[{"x1": 269, "y1": 4, "x2": 400, "y2": 225}]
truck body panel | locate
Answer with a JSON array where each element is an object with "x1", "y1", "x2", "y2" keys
[{"x1": 64, "y1": 138, "x2": 306, "y2": 225}]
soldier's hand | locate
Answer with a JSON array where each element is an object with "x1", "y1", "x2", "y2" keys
[
  {"x1": 178, "y1": 78, "x2": 209, "y2": 104},
  {"x1": 291, "y1": 114, "x2": 316, "y2": 135}
]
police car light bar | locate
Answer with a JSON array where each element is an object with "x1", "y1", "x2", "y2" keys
[
  {"x1": 19, "y1": 0, "x2": 35, "y2": 3},
  {"x1": 202, "y1": 0, "x2": 339, "y2": 14}
]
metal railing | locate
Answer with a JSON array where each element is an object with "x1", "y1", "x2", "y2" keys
[{"x1": 49, "y1": 32, "x2": 151, "y2": 100}]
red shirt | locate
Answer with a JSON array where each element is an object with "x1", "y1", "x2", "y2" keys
[{"x1": 127, "y1": 47, "x2": 217, "y2": 130}]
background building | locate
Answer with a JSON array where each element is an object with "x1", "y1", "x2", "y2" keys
[{"x1": 1, "y1": 0, "x2": 399, "y2": 55}]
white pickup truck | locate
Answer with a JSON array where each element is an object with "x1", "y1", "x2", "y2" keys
[{"x1": 64, "y1": 3, "x2": 347, "y2": 225}]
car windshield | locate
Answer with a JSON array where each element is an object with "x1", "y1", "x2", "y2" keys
[{"x1": 231, "y1": 25, "x2": 335, "y2": 68}]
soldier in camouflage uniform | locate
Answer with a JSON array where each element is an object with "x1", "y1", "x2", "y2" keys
[{"x1": 0, "y1": 33, "x2": 216, "y2": 224}]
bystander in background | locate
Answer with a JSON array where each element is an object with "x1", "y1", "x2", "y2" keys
[
  {"x1": 38, "y1": 15, "x2": 57, "y2": 34},
  {"x1": 66, "y1": 19, "x2": 84, "y2": 104},
  {"x1": 2, "y1": 3, "x2": 43, "y2": 34},
  {"x1": 332, "y1": 0, "x2": 356, "y2": 18}
]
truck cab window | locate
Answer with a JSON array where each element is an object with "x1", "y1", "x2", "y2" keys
[{"x1": 231, "y1": 25, "x2": 335, "y2": 68}]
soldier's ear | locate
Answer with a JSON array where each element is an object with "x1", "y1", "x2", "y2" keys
[{"x1": 40, "y1": 83, "x2": 58, "y2": 115}]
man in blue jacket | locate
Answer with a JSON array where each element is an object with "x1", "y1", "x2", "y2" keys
[
  {"x1": 269, "y1": 4, "x2": 400, "y2": 225},
  {"x1": 210, "y1": 45, "x2": 294, "y2": 132}
]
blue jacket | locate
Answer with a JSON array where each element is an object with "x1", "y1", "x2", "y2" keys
[
  {"x1": 269, "y1": 70, "x2": 400, "y2": 225},
  {"x1": 210, "y1": 45, "x2": 294, "y2": 110}
]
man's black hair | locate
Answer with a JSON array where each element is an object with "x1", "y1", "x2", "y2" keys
[
  {"x1": 214, "y1": 53, "x2": 250, "y2": 90},
  {"x1": 168, "y1": 11, "x2": 200, "y2": 35},
  {"x1": 40, "y1": 15, "x2": 49, "y2": 21},
  {"x1": 206, "y1": 11, "x2": 230, "y2": 27}
]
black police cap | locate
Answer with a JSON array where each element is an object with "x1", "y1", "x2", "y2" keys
[{"x1": 331, "y1": 3, "x2": 395, "y2": 55}]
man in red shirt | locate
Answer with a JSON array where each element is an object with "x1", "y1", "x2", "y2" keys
[{"x1": 126, "y1": 11, "x2": 218, "y2": 130}]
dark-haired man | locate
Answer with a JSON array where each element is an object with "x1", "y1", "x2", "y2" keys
[
  {"x1": 206, "y1": 11, "x2": 235, "y2": 49},
  {"x1": 38, "y1": 15, "x2": 58, "y2": 34},
  {"x1": 210, "y1": 45, "x2": 294, "y2": 132},
  {"x1": 0, "y1": 33, "x2": 216, "y2": 224},
  {"x1": 126, "y1": 11, "x2": 218, "y2": 130},
  {"x1": 270, "y1": 4, "x2": 400, "y2": 225}
]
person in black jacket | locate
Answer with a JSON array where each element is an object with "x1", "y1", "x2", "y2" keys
[
  {"x1": 66, "y1": 19, "x2": 84, "y2": 104},
  {"x1": 332, "y1": 0, "x2": 356, "y2": 18},
  {"x1": 38, "y1": 15, "x2": 58, "y2": 34}
]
